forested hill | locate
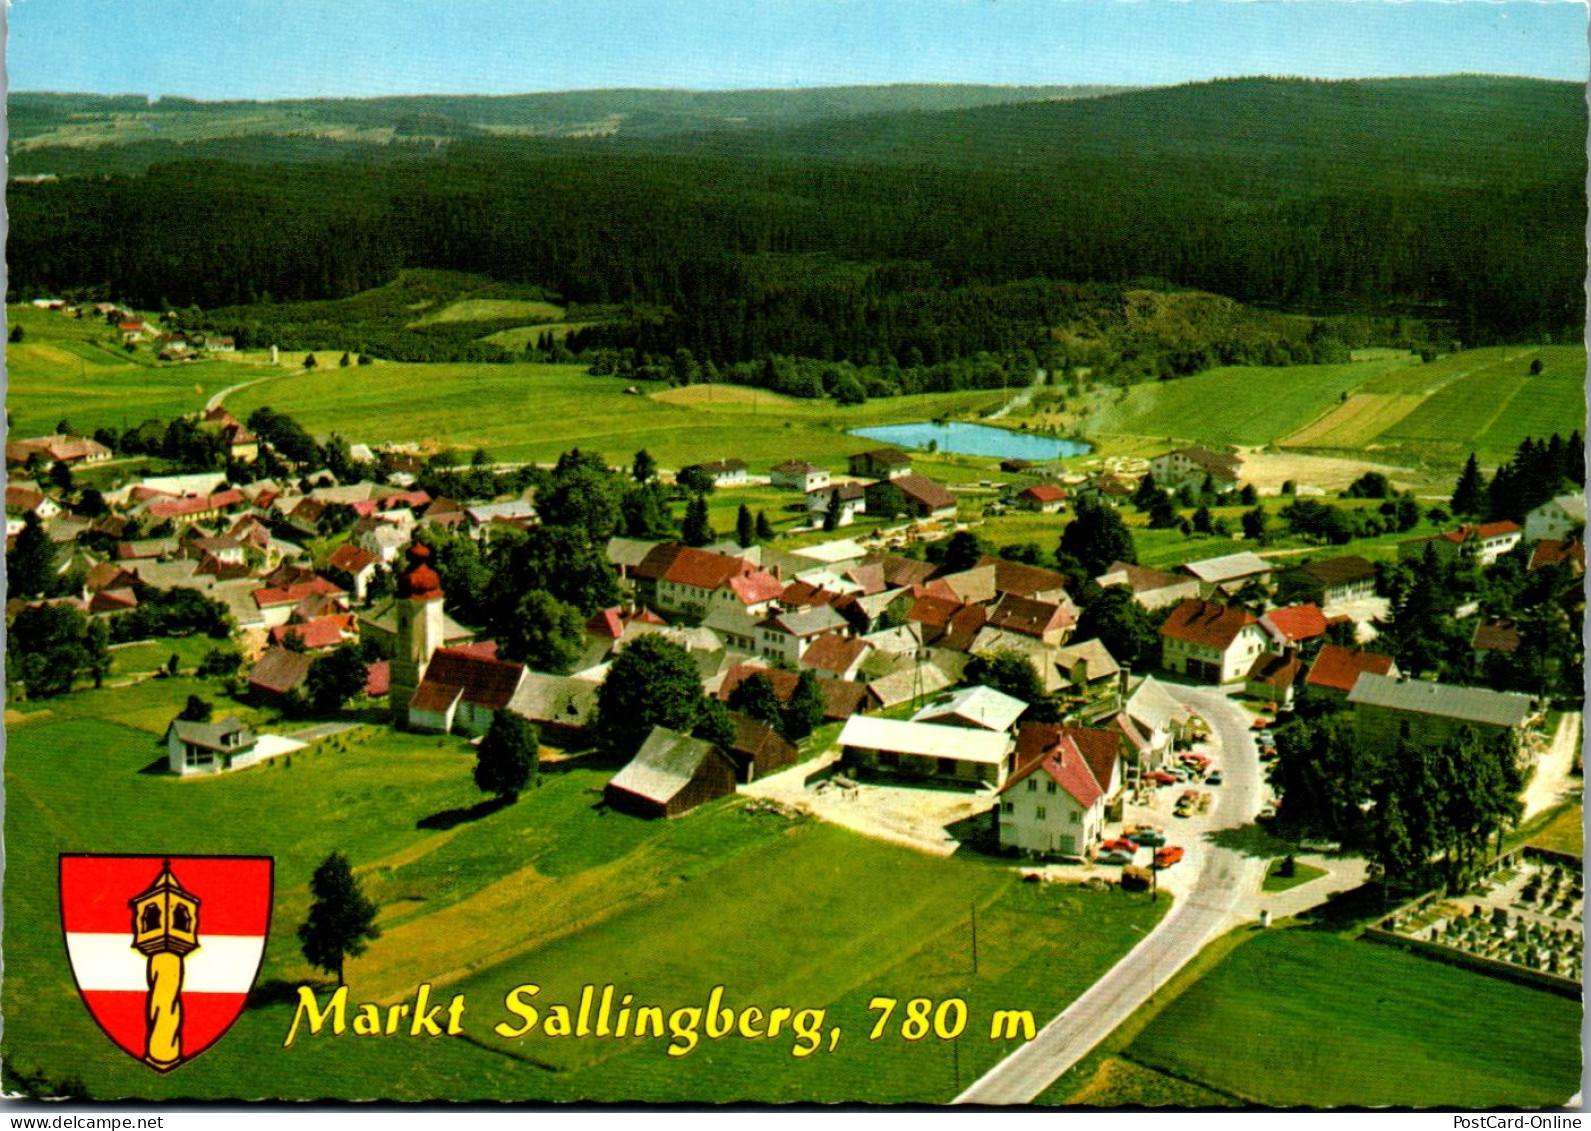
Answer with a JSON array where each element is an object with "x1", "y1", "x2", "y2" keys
[
  {"x1": 652, "y1": 75, "x2": 1585, "y2": 195},
  {"x1": 7, "y1": 84, "x2": 1130, "y2": 174},
  {"x1": 9, "y1": 76, "x2": 1584, "y2": 352}
]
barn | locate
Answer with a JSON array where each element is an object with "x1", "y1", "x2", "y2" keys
[{"x1": 604, "y1": 726, "x2": 739, "y2": 818}]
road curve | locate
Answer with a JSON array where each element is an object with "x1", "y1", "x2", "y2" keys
[{"x1": 953, "y1": 685, "x2": 1267, "y2": 1105}]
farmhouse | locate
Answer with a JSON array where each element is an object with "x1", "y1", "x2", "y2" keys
[
  {"x1": 1053, "y1": 638, "x2": 1122, "y2": 701},
  {"x1": 990, "y1": 559, "x2": 1071, "y2": 604},
  {"x1": 604, "y1": 727, "x2": 739, "y2": 819},
  {"x1": 755, "y1": 604, "x2": 849, "y2": 665},
  {"x1": 848, "y1": 448, "x2": 913, "y2": 479},
  {"x1": 1348, "y1": 672, "x2": 1537, "y2": 751},
  {"x1": 1149, "y1": 446, "x2": 1243, "y2": 493},
  {"x1": 1159, "y1": 598, "x2": 1269, "y2": 684},
  {"x1": 771, "y1": 460, "x2": 830, "y2": 492},
  {"x1": 1304, "y1": 644, "x2": 1398, "y2": 699},
  {"x1": 985, "y1": 593, "x2": 1076, "y2": 646},
  {"x1": 248, "y1": 646, "x2": 315, "y2": 698},
  {"x1": 1398, "y1": 522, "x2": 1523, "y2": 567},
  {"x1": 6, "y1": 435, "x2": 113, "y2": 467},
  {"x1": 1280, "y1": 555, "x2": 1377, "y2": 605},
  {"x1": 865, "y1": 474, "x2": 957, "y2": 520},
  {"x1": 1179, "y1": 552, "x2": 1272, "y2": 599},
  {"x1": 327, "y1": 542, "x2": 382, "y2": 601},
  {"x1": 1015, "y1": 484, "x2": 1067, "y2": 513},
  {"x1": 164, "y1": 716, "x2": 256, "y2": 776},
  {"x1": 504, "y1": 673, "x2": 601, "y2": 747},
  {"x1": 839, "y1": 715, "x2": 1014, "y2": 790},
  {"x1": 911, "y1": 685, "x2": 1028, "y2": 733},
  {"x1": 1529, "y1": 538, "x2": 1584, "y2": 575},
  {"x1": 1114, "y1": 675, "x2": 1195, "y2": 773},
  {"x1": 804, "y1": 481, "x2": 867, "y2": 526},
  {"x1": 1524, "y1": 494, "x2": 1586, "y2": 543},
  {"x1": 678, "y1": 459, "x2": 748, "y2": 488},
  {"x1": 1095, "y1": 560, "x2": 1201, "y2": 610},
  {"x1": 799, "y1": 631, "x2": 872, "y2": 681},
  {"x1": 1260, "y1": 604, "x2": 1328, "y2": 649},
  {"x1": 997, "y1": 726, "x2": 1123, "y2": 858}
]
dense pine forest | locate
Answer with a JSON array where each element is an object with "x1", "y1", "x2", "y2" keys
[{"x1": 9, "y1": 76, "x2": 1584, "y2": 370}]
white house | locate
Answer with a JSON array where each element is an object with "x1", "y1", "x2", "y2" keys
[
  {"x1": 1159, "y1": 598, "x2": 1270, "y2": 684},
  {"x1": 1148, "y1": 446, "x2": 1243, "y2": 493},
  {"x1": 755, "y1": 604, "x2": 849, "y2": 665},
  {"x1": 997, "y1": 731, "x2": 1108, "y2": 858},
  {"x1": 1525, "y1": 494, "x2": 1586, "y2": 544},
  {"x1": 165, "y1": 717, "x2": 256, "y2": 775},
  {"x1": 771, "y1": 460, "x2": 830, "y2": 493}
]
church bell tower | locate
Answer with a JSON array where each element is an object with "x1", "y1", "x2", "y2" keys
[{"x1": 390, "y1": 541, "x2": 446, "y2": 723}]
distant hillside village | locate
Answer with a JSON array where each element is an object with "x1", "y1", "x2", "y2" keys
[{"x1": 5, "y1": 364, "x2": 1582, "y2": 878}]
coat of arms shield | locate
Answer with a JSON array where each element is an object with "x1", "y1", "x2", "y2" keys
[{"x1": 59, "y1": 854, "x2": 273, "y2": 1071}]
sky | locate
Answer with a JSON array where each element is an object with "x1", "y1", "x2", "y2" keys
[{"x1": 6, "y1": 0, "x2": 1587, "y2": 100}]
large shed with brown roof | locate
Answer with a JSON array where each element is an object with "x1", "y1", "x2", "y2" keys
[{"x1": 604, "y1": 727, "x2": 739, "y2": 818}]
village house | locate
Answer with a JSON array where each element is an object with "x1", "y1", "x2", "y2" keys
[
  {"x1": 755, "y1": 604, "x2": 849, "y2": 665},
  {"x1": 911, "y1": 685, "x2": 1028, "y2": 733},
  {"x1": 805, "y1": 481, "x2": 868, "y2": 526},
  {"x1": 164, "y1": 716, "x2": 259, "y2": 776},
  {"x1": 1244, "y1": 652, "x2": 1303, "y2": 711},
  {"x1": 6, "y1": 434, "x2": 113, "y2": 467},
  {"x1": 997, "y1": 724, "x2": 1124, "y2": 858},
  {"x1": 1278, "y1": 555, "x2": 1377, "y2": 606},
  {"x1": 1529, "y1": 538, "x2": 1585, "y2": 575},
  {"x1": 1524, "y1": 494, "x2": 1586, "y2": 543},
  {"x1": 798, "y1": 631, "x2": 872, "y2": 682},
  {"x1": 719, "y1": 662, "x2": 880, "y2": 721},
  {"x1": 988, "y1": 558, "x2": 1071, "y2": 604},
  {"x1": 1015, "y1": 484, "x2": 1067, "y2": 513},
  {"x1": 604, "y1": 726, "x2": 740, "y2": 818},
  {"x1": 1259, "y1": 604, "x2": 1329, "y2": 651},
  {"x1": 865, "y1": 474, "x2": 957, "y2": 521},
  {"x1": 838, "y1": 715, "x2": 1015, "y2": 790},
  {"x1": 247, "y1": 647, "x2": 315, "y2": 700},
  {"x1": 251, "y1": 577, "x2": 346, "y2": 629},
  {"x1": 1398, "y1": 521, "x2": 1523, "y2": 568},
  {"x1": 1348, "y1": 672, "x2": 1537, "y2": 754},
  {"x1": 327, "y1": 542, "x2": 382, "y2": 602},
  {"x1": 408, "y1": 646, "x2": 528, "y2": 736},
  {"x1": 1149, "y1": 446, "x2": 1243, "y2": 493},
  {"x1": 1179, "y1": 551, "x2": 1273, "y2": 599},
  {"x1": 464, "y1": 499, "x2": 539, "y2": 538},
  {"x1": 1471, "y1": 618, "x2": 1523, "y2": 658},
  {"x1": 678, "y1": 459, "x2": 748, "y2": 488},
  {"x1": 847, "y1": 448, "x2": 913, "y2": 480},
  {"x1": 1095, "y1": 560, "x2": 1202, "y2": 611},
  {"x1": 1304, "y1": 644, "x2": 1399, "y2": 700},
  {"x1": 1159, "y1": 598, "x2": 1270, "y2": 684},
  {"x1": 142, "y1": 488, "x2": 247, "y2": 527},
  {"x1": 503, "y1": 672, "x2": 601, "y2": 747},
  {"x1": 1053, "y1": 638, "x2": 1122, "y2": 704},
  {"x1": 770, "y1": 460, "x2": 831, "y2": 492},
  {"x1": 984, "y1": 592, "x2": 1076, "y2": 647},
  {"x1": 1112, "y1": 675, "x2": 1194, "y2": 775},
  {"x1": 351, "y1": 515, "x2": 411, "y2": 563}
]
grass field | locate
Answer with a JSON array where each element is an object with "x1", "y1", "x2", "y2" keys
[
  {"x1": 229, "y1": 367, "x2": 1010, "y2": 470},
  {"x1": 106, "y1": 635, "x2": 230, "y2": 678},
  {"x1": 4, "y1": 677, "x2": 1165, "y2": 1102},
  {"x1": 1528, "y1": 804, "x2": 1584, "y2": 858},
  {"x1": 410, "y1": 298, "x2": 565, "y2": 326},
  {"x1": 1083, "y1": 346, "x2": 1585, "y2": 481},
  {"x1": 1086, "y1": 358, "x2": 1415, "y2": 449},
  {"x1": 1115, "y1": 930, "x2": 1580, "y2": 1107},
  {"x1": 480, "y1": 321, "x2": 598, "y2": 349},
  {"x1": 1262, "y1": 859, "x2": 1329, "y2": 892}
]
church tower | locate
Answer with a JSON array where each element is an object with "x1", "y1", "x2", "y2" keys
[{"x1": 390, "y1": 541, "x2": 446, "y2": 724}]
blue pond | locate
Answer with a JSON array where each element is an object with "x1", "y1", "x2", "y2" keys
[{"x1": 849, "y1": 421, "x2": 1091, "y2": 461}]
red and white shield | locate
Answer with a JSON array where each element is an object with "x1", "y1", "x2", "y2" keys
[{"x1": 60, "y1": 855, "x2": 273, "y2": 1071}]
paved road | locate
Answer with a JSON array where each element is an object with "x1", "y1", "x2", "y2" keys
[
  {"x1": 283, "y1": 721, "x2": 361, "y2": 743},
  {"x1": 954, "y1": 685, "x2": 1267, "y2": 1105}
]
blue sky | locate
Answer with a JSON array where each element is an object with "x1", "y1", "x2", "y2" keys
[{"x1": 7, "y1": 0, "x2": 1587, "y2": 99}]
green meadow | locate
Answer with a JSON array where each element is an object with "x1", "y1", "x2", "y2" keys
[{"x1": 4, "y1": 677, "x2": 1164, "y2": 1102}]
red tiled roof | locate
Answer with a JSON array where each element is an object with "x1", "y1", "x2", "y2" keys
[
  {"x1": 908, "y1": 594, "x2": 962, "y2": 629},
  {"x1": 801, "y1": 632, "x2": 870, "y2": 675},
  {"x1": 661, "y1": 547, "x2": 751, "y2": 591},
  {"x1": 1247, "y1": 652, "x2": 1302, "y2": 690},
  {"x1": 5, "y1": 485, "x2": 45, "y2": 513},
  {"x1": 1471, "y1": 619, "x2": 1523, "y2": 654},
  {"x1": 146, "y1": 489, "x2": 245, "y2": 520},
  {"x1": 410, "y1": 680, "x2": 465, "y2": 714},
  {"x1": 88, "y1": 587, "x2": 139, "y2": 613},
  {"x1": 1262, "y1": 604, "x2": 1328, "y2": 643},
  {"x1": 1305, "y1": 645, "x2": 1396, "y2": 694},
  {"x1": 990, "y1": 558, "x2": 1070, "y2": 598},
  {"x1": 1530, "y1": 539, "x2": 1585, "y2": 572},
  {"x1": 1160, "y1": 598, "x2": 1257, "y2": 649},
  {"x1": 781, "y1": 580, "x2": 841, "y2": 608},
  {"x1": 364, "y1": 660, "x2": 390, "y2": 698},
  {"x1": 728, "y1": 569, "x2": 784, "y2": 606},
  {"x1": 587, "y1": 607, "x2": 625, "y2": 640},
  {"x1": 270, "y1": 616, "x2": 354, "y2": 651},
  {"x1": 253, "y1": 576, "x2": 345, "y2": 609},
  {"x1": 986, "y1": 593, "x2": 1072, "y2": 638},
  {"x1": 718, "y1": 663, "x2": 873, "y2": 720},
  {"x1": 86, "y1": 563, "x2": 140, "y2": 592},
  {"x1": 415, "y1": 647, "x2": 523, "y2": 711},
  {"x1": 328, "y1": 542, "x2": 380, "y2": 575},
  {"x1": 1099, "y1": 560, "x2": 1189, "y2": 593},
  {"x1": 892, "y1": 474, "x2": 957, "y2": 513},
  {"x1": 1002, "y1": 733, "x2": 1103, "y2": 808},
  {"x1": 1018, "y1": 484, "x2": 1067, "y2": 503},
  {"x1": 449, "y1": 640, "x2": 500, "y2": 660},
  {"x1": 1016, "y1": 723, "x2": 1119, "y2": 795}
]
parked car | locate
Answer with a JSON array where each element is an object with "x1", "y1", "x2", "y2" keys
[
  {"x1": 1135, "y1": 830, "x2": 1167, "y2": 847},
  {"x1": 1097, "y1": 849, "x2": 1135, "y2": 865},
  {"x1": 1154, "y1": 846, "x2": 1185, "y2": 868},
  {"x1": 1145, "y1": 770, "x2": 1178, "y2": 786},
  {"x1": 1100, "y1": 838, "x2": 1138, "y2": 854},
  {"x1": 1206, "y1": 771, "x2": 1224, "y2": 786}
]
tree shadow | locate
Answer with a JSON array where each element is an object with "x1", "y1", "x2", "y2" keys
[
  {"x1": 1205, "y1": 821, "x2": 1302, "y2": 859},
  {"x1": 416, "y1": 795, "x2": 513, "y2": 830},
  {"x1": 1291, "y1": 879, "x2": 1402, "y2": 933}
]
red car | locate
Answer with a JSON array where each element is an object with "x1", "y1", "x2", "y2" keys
[
  {"x1": 1154, "y1": 846, "x2": 1185, "y2": 869},
  {"x1": 1100, "y1": 838, "x2": 1139, "y2": 854},
  {"x1": 1145, "y1": 771, "x2": 1178, "y2": 786}
]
